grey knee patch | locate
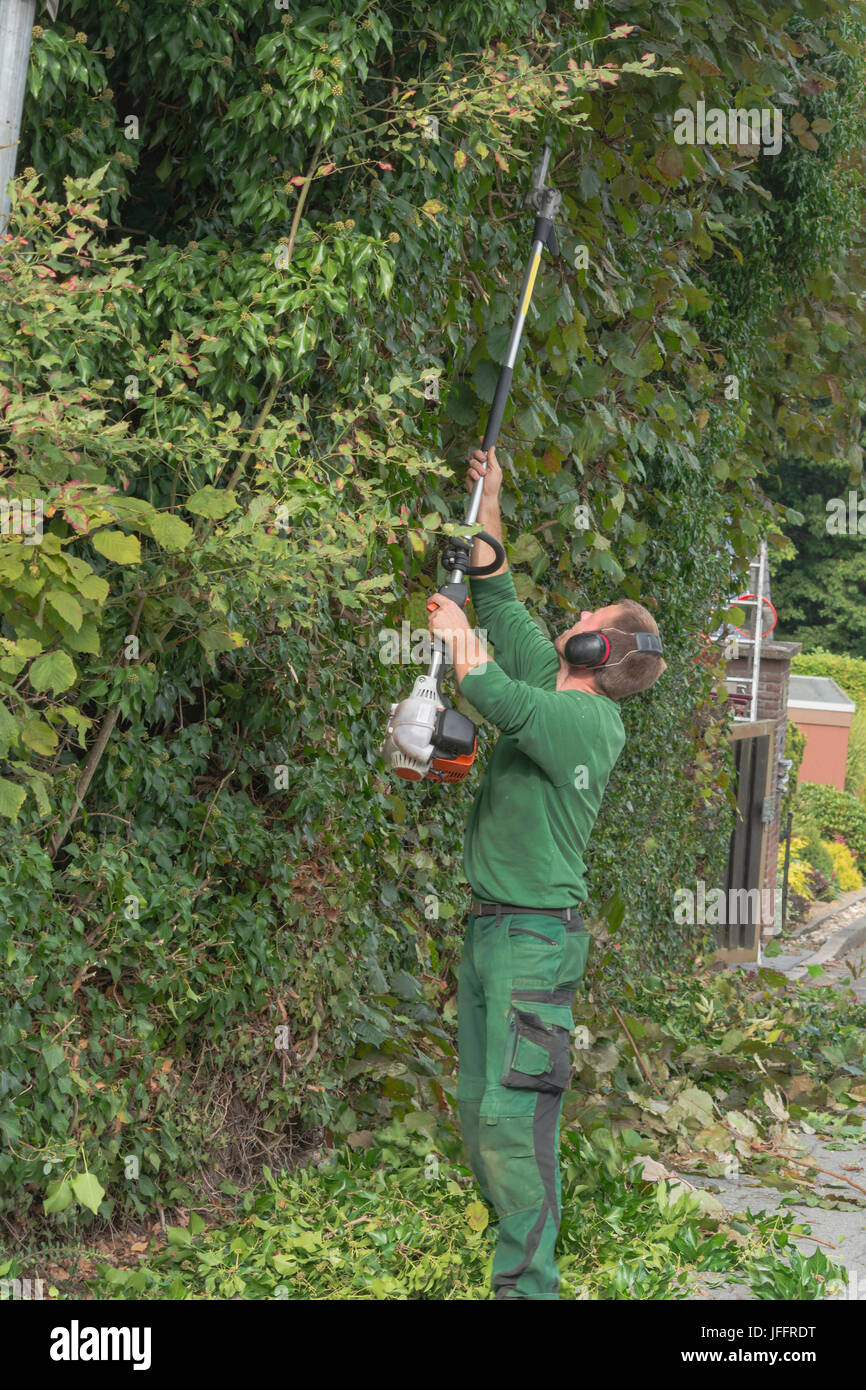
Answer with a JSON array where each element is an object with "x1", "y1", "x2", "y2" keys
[
  {"x1": 500, "y1": 1006, "x2": 571, "y2": 1093},
  {"x1": 492, "y1": 1092, "x2": 562, "y2": 1298}
]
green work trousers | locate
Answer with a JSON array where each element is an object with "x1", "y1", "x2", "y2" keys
[{"x1": 457, "y1": 908, "x2": 590, "y2": 1301}]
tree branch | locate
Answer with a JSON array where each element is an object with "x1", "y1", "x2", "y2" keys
[{"x1": 48, "y1": 594, "x2": 145, "y2": 861}]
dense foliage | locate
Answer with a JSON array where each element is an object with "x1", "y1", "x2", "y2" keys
[
  {"x1": 766, "y1": 461, "x2": 866, "y2": 658},
  {"x1": 791, "y1": 648, "x2": 866, "y2": 706},
  {"x1": 2, "y1": 0, "x2": 866, "y2": 1226}
]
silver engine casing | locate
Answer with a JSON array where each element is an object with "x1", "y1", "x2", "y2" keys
[{"x1": 380, "y1": 674, "x2": 443, "y2": 777}]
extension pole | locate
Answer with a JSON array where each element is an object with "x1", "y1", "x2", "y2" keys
[
  {"x1": 0, "y1": 0, "x2": 37, "y2": 235},
  {"x1": 781, "y1": 809, "x2": 793, "y2": 931},
  {"x1": 427, "y1": 141, "x2": 560, "y2": 686}
]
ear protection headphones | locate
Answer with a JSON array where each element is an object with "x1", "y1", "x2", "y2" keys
[{"x1": 563, "y1": 627, "x2": 664, "y2": 669}]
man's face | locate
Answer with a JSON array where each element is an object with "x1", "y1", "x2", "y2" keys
[{"x1": 554, "y1": 604, "x2": 622, "y2": 664}]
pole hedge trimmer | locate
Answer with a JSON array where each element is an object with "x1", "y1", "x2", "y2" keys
[{"x1": 381, "y1": 141, "x2": 562, "y2": 783}]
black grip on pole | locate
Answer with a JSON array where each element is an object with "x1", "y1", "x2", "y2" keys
[
  {"x1": 441, "y1": 531, "x2": 505, "y2": 577},
  {"x1": 481, "y1": 365, "x2": 513, "y2": 453},
  {"x1": 532, "y1": 213, "x2": 557, "y2": 256},
  {"x1": 465, "y1": 530, "x2": 506, "y2": 576},
  {"x1": 427, "y1": 580, "x2": 469, "y2": 611}
]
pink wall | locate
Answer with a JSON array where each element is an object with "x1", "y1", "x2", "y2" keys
[{"x1": 790, "y1": 718, "x2": 849, "y2": 791}]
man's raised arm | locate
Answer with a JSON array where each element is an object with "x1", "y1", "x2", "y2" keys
[
  {"x1": 463, "y1": 446, "x2": 557, "y2": 689},
  {"x1": 467, "y1": 446, "x2": 508, "y2": 577},
  {"x1": 425, "y1": 604, "x2": 597, "y2": 789}
]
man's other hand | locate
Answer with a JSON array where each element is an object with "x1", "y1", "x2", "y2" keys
[
  {"x1": 428, "y1": 596, "x2": 488, "y2": 683},
  {"x1": 466, "y1": 444, "x2": 502, "y2": 499},
  {"x1": 428, "y1": 594, "x2": 471, "y2": 658}
]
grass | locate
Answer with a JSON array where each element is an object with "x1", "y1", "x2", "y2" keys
[
  {"x1": 4, "y1": 956, "x2": 865, "y2": 1301},
  {"x1": 6, "y1": 1122, "x2": 844, "y2": 1302}
]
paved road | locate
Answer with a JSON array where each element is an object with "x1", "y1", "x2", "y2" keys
[
  {"x1": 681, "y1": 1124, "x2": 866, "y2": 1301},
  {"x1": 802, "y1": 942, "x2": 866, "y2": 1004},
  {"x1": 680, "y1": 908, "x2": 866, "y2": 1301}
]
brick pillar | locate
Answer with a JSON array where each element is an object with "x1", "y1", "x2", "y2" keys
[{"x1": 725, "y1": 639, "x2": 802, "y2": 933}]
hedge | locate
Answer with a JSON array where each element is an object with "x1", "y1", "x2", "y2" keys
[
  {"x1": 795, "y1": 783, "x2": 866, "y2": 869},
  {"x1": 1, "y1": 0, "x2": 865, "y2": 1224}
]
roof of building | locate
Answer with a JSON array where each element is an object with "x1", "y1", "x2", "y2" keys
[{"x1": 788, "y1": 674, "x2": 856, "y2": 713}]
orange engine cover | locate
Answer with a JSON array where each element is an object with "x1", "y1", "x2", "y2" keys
[{"x1": 430, "y1": 743, "x2": 476, "y2": 782}]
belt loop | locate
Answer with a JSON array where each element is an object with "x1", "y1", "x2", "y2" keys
[
  {"x1": 564, "y1": 907, "x2": 572, "y2": 924},
  {"x1": 495, "y1": 904, "x2": 503, "y2": 925}
]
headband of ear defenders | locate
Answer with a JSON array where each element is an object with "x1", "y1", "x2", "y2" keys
[{"x1": 563, "y1": 627, "x2": 663, "y2": 669}]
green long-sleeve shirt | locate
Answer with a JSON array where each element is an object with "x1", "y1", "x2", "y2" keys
[{"x1": 459, "y1": 571, "x2": 625, "y2": 908}]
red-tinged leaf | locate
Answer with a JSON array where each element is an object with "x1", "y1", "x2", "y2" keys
[
  {"x1": 656, "y1": 145, "x2": 686, "y2": 181},
  {"x1": 288, "y1": 175, "x2": 307, "y2": 186},
  {"x1": 316, "y1": 163, "x2": 335, "y2": 177},
  {"x1": 377, "y1": 162, "x2": 394, "y2": 171}
]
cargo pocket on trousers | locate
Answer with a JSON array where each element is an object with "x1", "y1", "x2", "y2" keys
[
  {"x1": 501, "y1": 1005, "x2": 572, "y2": 1094},
  {"x1": 506, "y1": 919, "x2": 564, "y2": 991},
  {"x1": 557, "y1": 924, "x2": 590, "y2": 993}
]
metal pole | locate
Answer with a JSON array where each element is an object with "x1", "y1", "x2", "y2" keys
[
  {"x1": 781, "y1": 809, "x2": 793, "y2": 930},
  {"x1": 455, "y1": 144, "x2": 558, "y2": 546},
  {"x1": 0, "y1": 0, "x2": 37, "y2": 235},
  {"x1": 749, "y1": 540, "x2": 767, "y2": 722}
]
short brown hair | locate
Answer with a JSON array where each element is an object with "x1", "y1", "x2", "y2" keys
[{"x1": 592, "y1": 599, "x2": 666, "y2": 701}]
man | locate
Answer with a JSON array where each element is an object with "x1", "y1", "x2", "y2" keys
[{"x1": 427, "y1": 445, "x2": 666, "y2": 1301}]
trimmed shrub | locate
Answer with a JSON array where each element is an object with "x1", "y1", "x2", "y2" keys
[
  {"x1": 823, "y1": 839, "x2": 863, "y2": 891},
  {"x1": 786, "y1": 837, "x2": 818, "y2": 902},
  {"x1": 795, "y1": 817, "x2": 839, "y2": 884},
  {"x1": 845, "y1": 710, "x2": 866, "y2": 801},
  {"x1": 795, "y1": 784, "x2": 866, "y2": 868}
]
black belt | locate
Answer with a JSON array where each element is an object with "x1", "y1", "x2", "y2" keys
[{"x1": 470, "y1": 899, "x2": 583, "y2": 926}]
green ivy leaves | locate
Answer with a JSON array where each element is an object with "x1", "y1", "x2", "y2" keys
[
  {"x1": 44, "y1": 1170, "x2": 106, "y2": 1217},
  {"x1": 91, "y1": 530, "x2": 141, "y2": 564},
  {"x1": 185, "y1": 487, "x2": 238, "y2": 520}
]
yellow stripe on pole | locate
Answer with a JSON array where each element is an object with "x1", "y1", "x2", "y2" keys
[{"x1": 521, "y1": 249, "x2": 541, "y2": 317}]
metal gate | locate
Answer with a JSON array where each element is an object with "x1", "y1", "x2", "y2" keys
[{"x1": 716, "y1": 720, "x2": 775, "y2": 960}]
